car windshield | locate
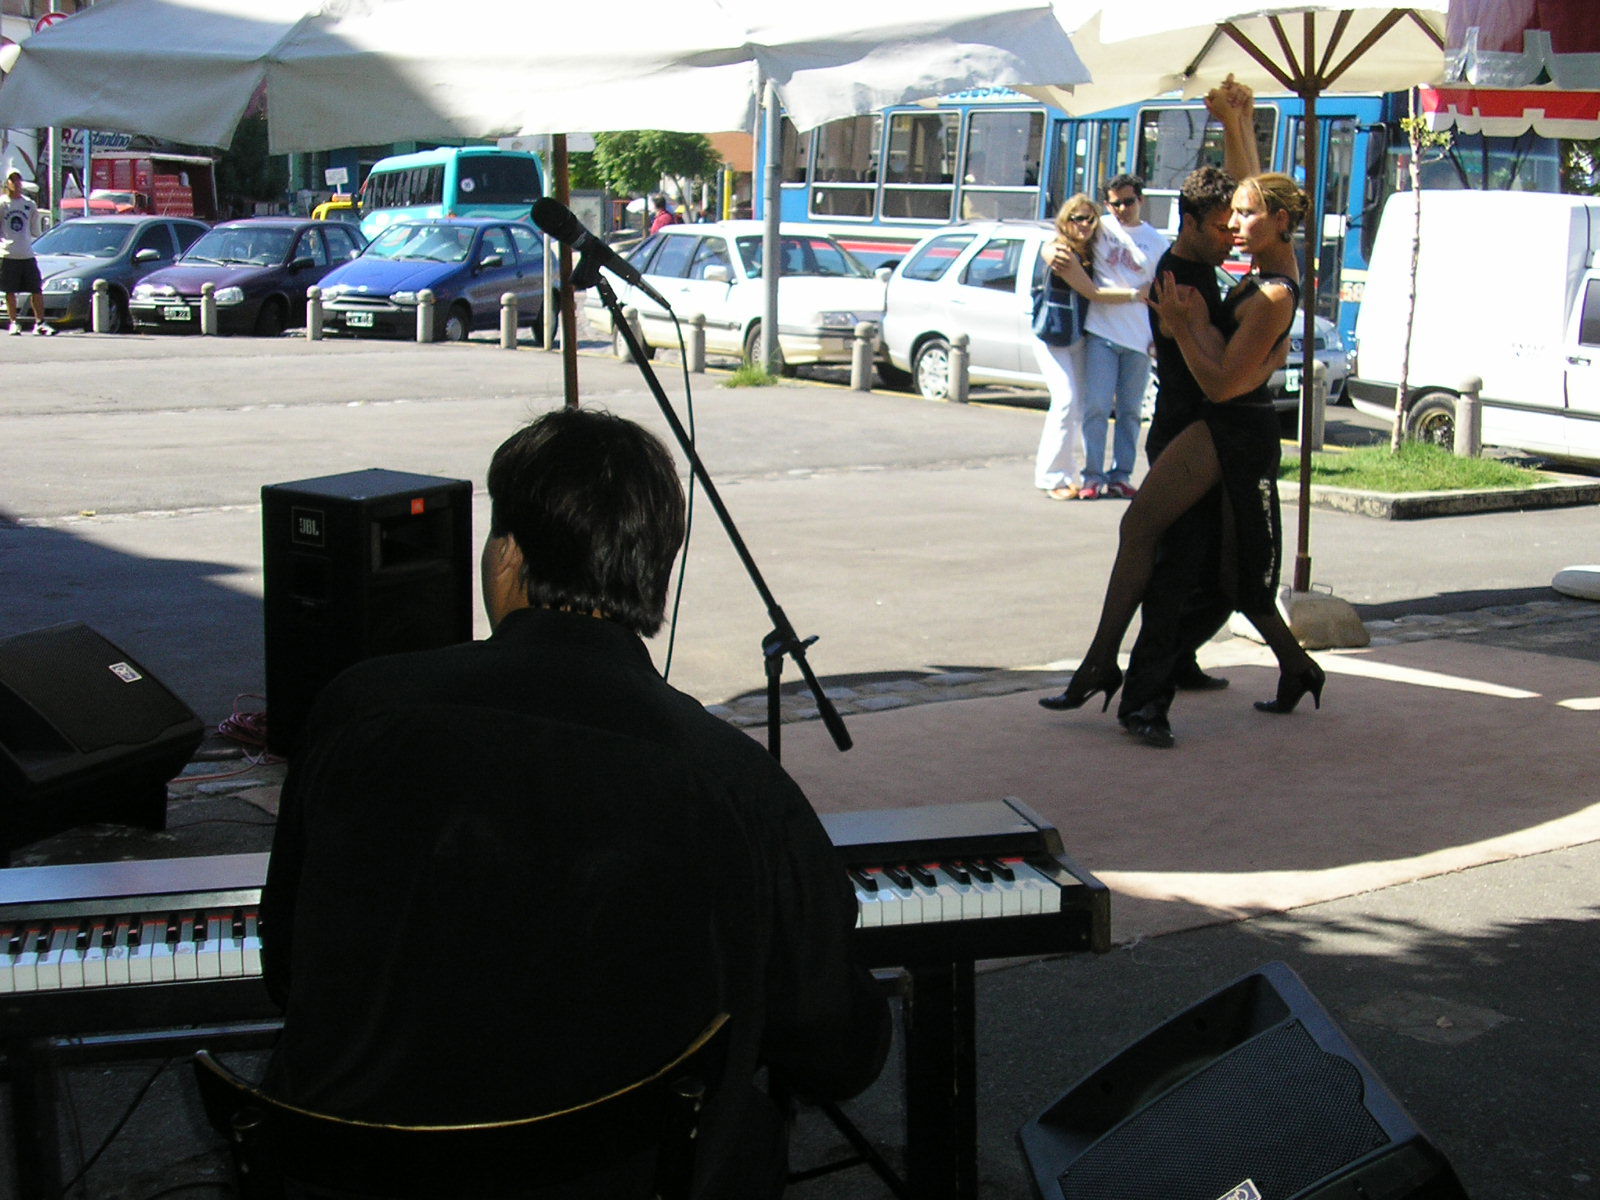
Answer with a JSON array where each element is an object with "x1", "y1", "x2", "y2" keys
[
  {"x1": 34, "y1": 221, "x2": 133, "y2": 259},
  {"x1": 735, "y1": 235, "x2": 870, "y2": 279},
  {"x1": 364, "y1": 223, "x2": 475, "y2": 263},
  {"x1": 184, "y1": 226, "x2": 295, "y2": 266}
]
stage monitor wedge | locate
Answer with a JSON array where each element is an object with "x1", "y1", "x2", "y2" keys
[
  {"x1": 0, "y1": 623, "x2": 203, "y2": 861},
  {"x1": 1019, "y1": 961, "x2": 1468, "y2": 1200}
]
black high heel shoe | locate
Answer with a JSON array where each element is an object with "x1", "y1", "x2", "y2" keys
[
  {"x1": 1254, "y1": 661, "x2": 1326, "y2": 714},
  {"x1": 1039, "y1": 662, "x2": 1123, "y2": 713}
]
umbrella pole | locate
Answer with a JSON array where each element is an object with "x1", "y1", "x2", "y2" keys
[{"x1": 1292, "y1": 88, "x2": 1318, "y2": 594}]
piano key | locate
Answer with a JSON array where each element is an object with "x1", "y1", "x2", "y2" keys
[
  {"x1": 172, "y1": 916, "x2": 199, "y2": 981},
  {"x1": 80, "y1": 920, "x2": 109, "y2": 988},
  {"x1": 241, "y1": 911, "x2": 263, "y2": 976},
  {"x1": 58, "y1": 923, "x2": 88, "y2": 989},
  {"x1": 105, "y1": 921, "x2": 132, "y2": 986}
]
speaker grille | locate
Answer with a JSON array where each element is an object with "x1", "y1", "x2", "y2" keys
[{"x1": 1057, "y1": 1021, "x2": 1388, "y2": 1200}]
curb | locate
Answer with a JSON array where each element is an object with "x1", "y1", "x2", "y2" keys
[{"x1": 1279, "y1": 475, "x2": 1600, "y2": 519}]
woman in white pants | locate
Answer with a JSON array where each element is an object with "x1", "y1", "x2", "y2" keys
[{"x1": 1033, "y1": 195, "x2": 1148, "y2": 499}]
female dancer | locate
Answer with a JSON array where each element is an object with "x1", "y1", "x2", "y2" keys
[
  {"x1": 1033, "y1": 195, "x2": 1148, "y2": 501},
  {"x1": 1041, "y1": 170, "x2": 1326, "y2": 716}
]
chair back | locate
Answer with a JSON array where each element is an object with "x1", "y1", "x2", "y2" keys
[{"x1": 193, "y1": 1013, "x2": 729, "y2": 1200}]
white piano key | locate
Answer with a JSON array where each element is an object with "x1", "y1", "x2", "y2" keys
[
  {"x1": 35, "y1": 926, "x2": 71, "y2": 991},
  {"x1": 241, "y1": 912, "x2": 263, "y2": 976},
  {"x1": 217, "y1": 912, "x2": 245, "y2": 977},
  {"x1": 13, "y1": 928, "x2": 45, "y2": 992},
  {"x1": 194, "y1": 913, "x2": 226, "y2": 979},
  {"x1": 131, "y1": 917, "x2": 163, "y2": 983},
  {"x1": 1013, "y1": 861, "x2": 1060, "y2": 914},
  {"x1": 973, "y1": 879, "x2": 1003, "y2": 919},
  {"x1": 105, "y1": 922, "x2": 132, "y2": 986},
  {"x1": 172, "y1": 916, "x2": 199, "y2": 980},
  {"x1": 58, "y1": 923, "x2": 87, "y2": 989},
  {"x1": 0, "y1": 926, "x2": 17, "y2": 994},
  {"x1": 80, "y1": 921, "x2": 109, "y2": 988}
]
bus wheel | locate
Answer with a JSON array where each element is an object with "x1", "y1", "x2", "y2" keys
[
  {"x1": 1406, "y1": 392, "x2": 1456, "y2": 448},
  {"x1": 913, "y1": 338, "x2": 952, "y2": 400}
]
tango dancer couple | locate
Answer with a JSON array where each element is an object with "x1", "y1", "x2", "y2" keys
[{"x1": 1042, "y1": 78, "x2": 1325, "y2": 748}]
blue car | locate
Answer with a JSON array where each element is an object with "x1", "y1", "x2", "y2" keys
[{"x1": 318, "y1": 218, "x2": 548, "y2": 341}]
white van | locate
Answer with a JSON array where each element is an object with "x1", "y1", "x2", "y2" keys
[{"x1": 1349, "y1": 190, "x2": 1600, "y2": 462}]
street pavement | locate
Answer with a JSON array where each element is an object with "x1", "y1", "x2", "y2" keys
[{"x1": 1, "y1": 330, "x2": 1598, "y2": 1198}]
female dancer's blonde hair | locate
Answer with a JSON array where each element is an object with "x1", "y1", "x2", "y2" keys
[{"x1": 1240, "y1": 172, "x2": 1310, "y2": 241}]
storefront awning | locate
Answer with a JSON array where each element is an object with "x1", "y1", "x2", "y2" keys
[{"x1": 1422, "y1": 84, "x2": 1600, "y2": 139}]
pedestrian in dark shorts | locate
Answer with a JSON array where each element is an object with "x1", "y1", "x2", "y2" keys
[{"x1": 3, "y1": 169, "x2": 53, "y2": 335}]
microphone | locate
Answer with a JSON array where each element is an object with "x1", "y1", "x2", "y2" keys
[{"x1": 530, "y1": 197, "x2": 672, "y2": 310}]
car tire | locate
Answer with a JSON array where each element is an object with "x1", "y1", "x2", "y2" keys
[
  {"x1": 100, "y1": 291, "x2": 130, "y2": 334},
  {"x1": 742, "y1": 322, "x2": 793, "y2": 376},
  {"x1": 443, "y1": 303, "x2": 472, "y2": 343},
  {"x1": 253, "y1": 298, "x2": 286, "y2": 338},
  {"x1": 912, "y1": 338, "x2": 953, "y2": 400},
  {"x1": 877, "y1": 361, "x2": 913, "y2": 391},
  {"x1": 1406, "y1": 391, "x2": 1456, "y2": 447}
]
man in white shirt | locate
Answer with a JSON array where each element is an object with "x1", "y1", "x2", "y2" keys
[
  {"x1": 2, "y1": 169, "x2": 52, "y2": 335},
  {"x1": 1078, "y1": 175, "x2": 1166, "y2": 498}
]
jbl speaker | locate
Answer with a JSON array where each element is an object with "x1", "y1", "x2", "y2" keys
[
  {"x1": 262, "y1": 468, "x2": 472, "y2": 757},
  {"x1": 0, "y1": 623, "x2": 204, "y2": 861},
  {"x1": 1018, "y1": 962, "x2": 1468, "y2": 1200}
]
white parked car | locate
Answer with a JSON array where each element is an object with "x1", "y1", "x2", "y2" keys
[
  {"x1": 881, "y1": 220, "x2": 1351, "y2": 410},
  {"x1": 582, "y1": 220, "x2": 886, "y2": 372}
]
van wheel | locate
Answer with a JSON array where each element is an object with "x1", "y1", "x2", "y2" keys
[
  {"x1": 743, "y1": 322, "x2": 793, "y2": 375},
  {"x1": 1406, "y1": 392, "x2": 1457, "y2": 448},
  {"x1": 913, "y1": 338, "x2": 952, "y2": 400}
]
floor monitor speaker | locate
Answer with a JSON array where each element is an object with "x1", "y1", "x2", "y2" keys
[
  {"x1": 0, "y1": 623, "x2": 203, "y2": 861},
  {"x1": 262, "y1": 468, "x2": 472, "y2": 757},
  {"x1": 1018, "y1": 961, "x2": 1468, "y2": 1200}
]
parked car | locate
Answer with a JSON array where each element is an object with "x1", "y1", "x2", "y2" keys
[
  {"x1": 582, "y1": 220, "x2": 886, "y2": 372},
  {"x1": 129, "y1": 218, "x2": 366, "y2": 336},
  {"x1": 34, "y1": 215, "x2": 209, "y2": 332},
  {"x1": 882, "y1": 220, "x2": 1350, "y2": 411},
  {"x1": 317, "y1": 218, "x2": 548, "y2": 341},
  {"x1": 311, "y1": 195, "x2": 360, "y2": 225}
]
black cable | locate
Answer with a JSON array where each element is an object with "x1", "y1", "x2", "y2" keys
[{"x1": 58, "y1": 1057, "x2": 172, "y2": 1198}]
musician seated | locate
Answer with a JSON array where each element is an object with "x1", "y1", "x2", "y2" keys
[{"x1": 260, "y1": 408, "x2": 889, "y2": 1198}]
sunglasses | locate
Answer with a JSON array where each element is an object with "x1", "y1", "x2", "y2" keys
[
  {"x1": 1107, "y1": 198, "x2": 1140, "y2": 209},
  {"x1": 1067, "y1": 214, "x2": 1096, "y2": 225}
]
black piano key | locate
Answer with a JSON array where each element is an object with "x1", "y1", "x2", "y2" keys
[
  {"x1": 884, "y1": 865, "x2": 914, "y2": 889},
  {"x1": 908, "y1": 864, "x2": 939, "y2": 887},
  {"x1": 942, "y1": 861, "x2": 971, "y2": 884},
  {"x1": 961, "y1": 860, "x2": 993, "y2": 884},
  {"x1": 847, "y1": 867, "x2": 879, "y2": 893},
  {"x1": 984, "y1": 858, "x2": 1015, "y2": 882}
]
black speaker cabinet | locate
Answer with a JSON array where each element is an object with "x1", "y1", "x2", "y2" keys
[
  {"x1": 0, "y1": 623, "x2": 203, "y2": 861},
  {"x1": 1019, "y1": 962, "x2": 1468, "y2": 1200},
  {"x1": 262, "y1": 468, "x2": 472, "y2": 757}
]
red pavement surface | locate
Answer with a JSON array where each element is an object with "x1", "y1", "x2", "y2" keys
[{"x1": 781, "y1": 635, "x2": 1600, "y2": 944}]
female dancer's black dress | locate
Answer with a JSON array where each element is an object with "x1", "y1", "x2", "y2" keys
[{"x1": 1203, "y1": 273, "x2": 1301, "y2": 612}]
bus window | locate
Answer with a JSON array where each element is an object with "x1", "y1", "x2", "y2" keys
[
  {"x1": 882, "y1": 111, "x2": 957, "y2": 222},
  {"x1": 810, "y1": 114, "x2": 880, "y2": 219},
  {"x1": 1135, "y1": 105, "x2": 1276, "y2": 190},
  {"x1": 1291, "y1": 116, "x2": 1358, "y2": 321},
  {"x1": 959, "y1": 110, "x2": 1042, "y2": 220},
  {"x1": 457, "y1": 155, "x2": 540, "y2": 207},
  {"x1": 780, "y1": 118, "x2": 813, "y2": 185}
]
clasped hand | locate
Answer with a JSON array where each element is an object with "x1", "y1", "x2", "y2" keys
[{"x1": 1146, "y1": 271, "x2": 1204, "y2": 334}]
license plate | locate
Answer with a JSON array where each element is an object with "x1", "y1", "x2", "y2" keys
[
  {"x1": 345, "y1": 311, "x2": 374, "y2": 328},
  {"x1": 162, "y1": 305, "x2": 192, "y2": 322},
  {"x1": 1282, "y1": 368, "x2": 1301, "y2": 395}
]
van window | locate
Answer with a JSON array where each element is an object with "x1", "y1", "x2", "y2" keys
[
  {"x1": 961, "y1": 238, "x2": 1023, "y2": 291},
  {"x1": 901, "y1": 234, "x2": 976, "y2": 282},
  {"x1": 1581, "y1": 280, "x2": 1600, "y2": 348}
]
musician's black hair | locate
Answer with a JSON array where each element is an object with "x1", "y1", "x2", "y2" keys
[
  {"x1": 1178, "y1": 165, "x2": 1237, "y2": 224},
  {"x1": 487, "y1": 407, "x2": 685, "y2": 637}
]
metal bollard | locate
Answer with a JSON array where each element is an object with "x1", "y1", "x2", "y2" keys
[
  {"x1": 416, "y1": 290, "x2": 436, "y2": 343},
  {"x1": 687, "y1": 313, "x2": 706, "y2": 373},
  {"x1": 305, "y1": 286, "x2": 323, "y2": 341},
  {"x1": 1455, "y1": 375, "x2": 1483, "y2": 458},
  {"x1": 1303, "y1": 360, "x2": 1327, "y2": 450},
  {"x1": 500, "y1": 292, "x2": 518, "y2": 349},
  {"x1": 200, "y1": 282, "x2": 217, "y2": 336},
  {"x1": 850, "y1": 321, "x2": 877, "y2": 392},
  {"x1": 91, "y1": 278, "x2": 111, "y2": 333},
  {"x1": 948, "y1": 332, "x2": 970, "y2": 403}
]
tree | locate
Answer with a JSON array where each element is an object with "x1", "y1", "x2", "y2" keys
[
  {"x1": 1391, "y1": 93, "x2": 1454, "y2": 453},
  {"x1": 586, "y1": 131, "x2": 723, "y2": 215},
  {"x1": 215, "y1": 114, "x2": 286, "y2": 216}
]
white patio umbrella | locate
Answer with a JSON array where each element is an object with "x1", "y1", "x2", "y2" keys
[{"x1": 1035, "y1": 1, "x2": 1448, "y2": 599}]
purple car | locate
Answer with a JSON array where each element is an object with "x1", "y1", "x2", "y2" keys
[{"x1": 129, "y1": 218, "x2": 366, "y2": 336}]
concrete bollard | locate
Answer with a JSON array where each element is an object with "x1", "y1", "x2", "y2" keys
[
  {"x1": 1456, "y1": 375, "x2": 1483, "y2": 458},
  {"x1": 416, "y1": 290, "x2": 436, "y2": 343},
  {"x1": 305, "y1": 286, "x2": 324, "y2": 341},
  {"x1": 948, "y1": 333, "x2": 970, "y2": 403},
  {"x1": 615, "y1": 306, "x2": 640, "y2": 362},
  {"x1": 687, "y1": 313, "x2": 706, "y2": 373},
  {"x1": 500, "y1": 292, "x2": 518, "y2": 349},
  {"x1": 91, "y1": 278, "x2": 111, "y2": 333},
  {"x1": 851, "y1": 321, "x2": 877, "y2": 392},
  {"x1": 200, "y1": 282, "x2": 218, "y2": 336}
]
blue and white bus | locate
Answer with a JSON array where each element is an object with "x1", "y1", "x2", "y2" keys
[
  {"x1": 357, "y1": 146, "x2": 544, "y2": 241},
  {"x1": 756, "y1": 87, "x2": 1564, "y2": 346}
]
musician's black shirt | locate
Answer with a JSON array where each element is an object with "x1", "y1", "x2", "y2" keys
[{"x1": 262, "y1": 606, "x2": 887, "y2": 1199}]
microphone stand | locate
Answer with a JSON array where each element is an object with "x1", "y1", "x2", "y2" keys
[{"x1": 588, "y1": 267, "x2": 851, "y2": 761}]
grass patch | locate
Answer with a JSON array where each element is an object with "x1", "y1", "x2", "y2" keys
[
  {"x1": 1281, "y1": 440, "x2": 1545, "y2": 492},
  {"x1": 724, "y1": 364, "x2": 779, "y2": 388}
]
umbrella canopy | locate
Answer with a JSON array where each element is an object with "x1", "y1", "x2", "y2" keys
[
  {"x1": 0, "y1": 0, "x2": 1089, "y2": 150},
  {"x1": 1033, "y1": 1, "x2": 1448, "y2": 598}
]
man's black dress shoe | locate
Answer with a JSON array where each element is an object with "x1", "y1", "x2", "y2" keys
[
  {"x1": 1120, "y1": 707, "x2": 1176, "y2": 749},
  {"x1": 1173, "y1": 662, "x2": 1229, "y2": 691}
]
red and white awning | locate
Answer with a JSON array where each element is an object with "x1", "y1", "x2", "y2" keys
[{"x1": 1421, "y1": 84, "x2": 1600, "y2": 139}]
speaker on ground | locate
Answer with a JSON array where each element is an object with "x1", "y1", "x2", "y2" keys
[
  {"x1": 0, "y1": 622, "x2": 203, "y2": 862},
  {"x1": 1018, "y1": 961, "x2": 1468, "y2": 1200}
]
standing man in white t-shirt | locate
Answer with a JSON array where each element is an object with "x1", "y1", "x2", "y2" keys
[
  {"x1": 2, "y1": 169, "x2": 52, "y2": 335},
  {"x1": 1077, "y1": 174, "x2": 1166, "y2": 499}
]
